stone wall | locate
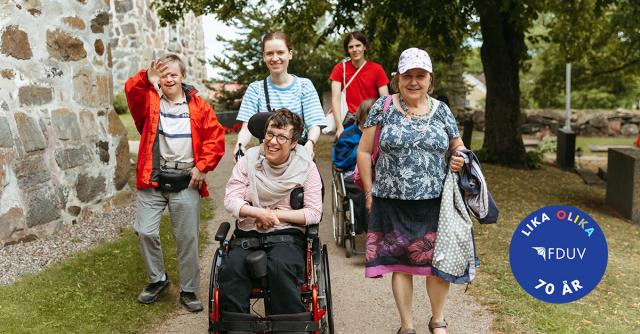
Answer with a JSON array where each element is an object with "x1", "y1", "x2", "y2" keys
[
  {"x1": 110, "y1": 0, "x2": 206, "y2": 95},
  {"x1": 0, "y1": 0, "x2": 130, "y2": 245},
  {"x1": 460, "y1": 108, "x2": 640, "y2": 137}
]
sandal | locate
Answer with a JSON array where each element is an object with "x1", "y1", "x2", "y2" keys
[
  {"x1": 396, "y1": 328, "x2": 417, "y2": 334},
  {"x1": 428, "y1": 317, "x2": 448, "y2": 334}
]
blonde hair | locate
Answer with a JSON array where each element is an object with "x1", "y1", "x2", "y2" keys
[{"x1": 158, "y1": 53, "x2": 186, "y2": 77}]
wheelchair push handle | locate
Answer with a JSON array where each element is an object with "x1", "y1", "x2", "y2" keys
[{"x1": 215, "y1": 222, "x2": 231, "y2": 242}]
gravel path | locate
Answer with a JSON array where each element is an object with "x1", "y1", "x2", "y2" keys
[
  {"x1": 149, "y1": 135, "x2": 495, "y2": 334},
  {"x1": 0, "y1": 205, "x2": 136, "y2": 286},
  {"x1": 0, "y1": 135, "x2": 495, "y2": 333}
]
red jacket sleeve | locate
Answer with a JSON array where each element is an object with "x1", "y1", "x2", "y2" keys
[
  {"x1": 196, "y1": 100, "x2": 226, "y2": 173},
  {"x1": 124, "y1": 69, "x2": 154, "y2": 134}
]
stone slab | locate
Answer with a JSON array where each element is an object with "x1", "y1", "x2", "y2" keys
[
  {"x1": 605, "y1": 148, "x2": 640, "y2": 223},
  {"x1": 55, "y1": 146, "x2": 92, "y2": 169},
  {"x1": 76, "y1": 173, "x2": 106, "y2": 202},
  {"x1": 51, "y1": 108, "x2": 81, "y2": 140},
  {"x1": 14, "y1": 112, "x2": 46, "y2": 152},
  {"x1": 0, "y1": 117, "x2": 13, "y2": 148},
  {"x1": 15, "y1": 153, "x2": 51, "y2": 189},
  {"x1": 24, "y1": 185, "x2": 63, "y2": 227}
]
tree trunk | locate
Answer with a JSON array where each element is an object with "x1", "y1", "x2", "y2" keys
[{"x1": 477, "y1": 0, "x2": 527, "y2": 166}]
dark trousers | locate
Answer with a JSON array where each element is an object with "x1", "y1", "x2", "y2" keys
[{"x1": 219, "y1": 233, "x2": 306, "y2": 315}]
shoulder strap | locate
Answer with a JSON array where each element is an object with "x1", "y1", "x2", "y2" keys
[
  {"x1": 263, "y1": 78, "x2": 273, "y2": 112},
  {"x1": 382, "y1": 94, "x2": 392, "y2": 113},
  {"x1": 342, "y1": 60, "x2": 367, "y2": 91}
]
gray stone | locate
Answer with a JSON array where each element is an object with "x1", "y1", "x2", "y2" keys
[
  {"x1": 15, "y1": 153, "x2": 51, "y2": 189},
  {"x1": 67, "y1": 205, "x2": 81, "y2": 216},
  {"x1": 90, "y1": 12, "x2": 110, "y2": 33},
  {"x1": 114, "y1": 137, "x2": 130, "y2": 190},
  {"x1": 588, "y1": 115, "x2": 608, "y2": 128},
  {"x1": 96, "y1": 141, "x2": 109, "y2": 163},
  {"x1": 114, "y1": 0, "x2": 133, "y2": 13},
  {"x1": 24, "y1": 185, "x2": 64, "y2": 227},
  {"x1": 18, "y1": 85, "x2": 52, "y2": 106},
  {"x1": 121, "y1": 23, "x2": 136, "y2": 35},
  {"x1": 79, "y1": 110, "x2": 100, "y2": 139},
  {"x1": 1, "y1": 25, "x2": 32, "y2": 60},
  {"x1": 621, "y1": 124, "x2": 639, "y2": 136},
  {"x1": 76, "y1": 173, "x2": 106, "y2": 202},
  {"x1": 51, "y1": 108, "x2": 81, "y2": 140},
  {"x1": 606, "y1": 148, "x2": 640, "y2": 223},
  {"x1": 0, "y1": 208, "x2": 26, "y2": 241},
  {"x1": 46, "y1": 29, "x2": 87, "y2": 61},
  {"x1": 14, "y1": 113, "x2": 46, "y2": 152},
  {"x1": 0, "y1": 117, "x2": 13, "y2": 148},
  {"x1": 55, "y1": 146, "x2": 92, "y2": 169}
]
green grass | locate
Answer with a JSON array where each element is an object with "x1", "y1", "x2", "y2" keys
[
  {"x1": 119, "y1": 113, "x2": 141, "y2": 141},
  {"x1": 576, "y1": 136, "x2": 636, "y2": 156},
  {"x1": 471, "y1": 164, "x2": 640, "y2": 333},
  {"x1": 0, "y1": 185, "x2": 214, "y2": 334}
]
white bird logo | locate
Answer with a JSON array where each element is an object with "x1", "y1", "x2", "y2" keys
[{"x1": 532, "y1": 247, "x2": 546, "y2": 261}]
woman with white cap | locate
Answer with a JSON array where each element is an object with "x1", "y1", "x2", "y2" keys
[{"x1": 357, "y1": 48, "x2": 465, "y2": 334}]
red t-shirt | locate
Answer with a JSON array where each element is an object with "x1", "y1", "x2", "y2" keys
[{"x1": 329, "y1": 61, "x2": 390, "y2": 113}]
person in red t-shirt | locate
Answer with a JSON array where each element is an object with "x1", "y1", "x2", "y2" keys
[{"x1": 329, "y1": 31, "x2": 390, "y2": 138}]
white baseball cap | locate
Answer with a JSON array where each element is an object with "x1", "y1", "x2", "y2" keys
[{"x1": 398, "y1": 48, "x2": 433, "y2": 74}]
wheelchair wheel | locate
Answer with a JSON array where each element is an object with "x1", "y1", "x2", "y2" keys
[
  {"x1": 345, "y1": 198, "x2": 356, "y2": 258},
  {"x1": 319, "y1": 244, "x2": 335, "y2": 334},
  {"x1": 331, "y1": 179, "x2": 344, "y2": 247},
  {"x1": 208, "y1": 249, "x2": 222, "y2": 334}
]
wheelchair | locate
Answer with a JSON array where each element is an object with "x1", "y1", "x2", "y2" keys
[
  {"x1": 208, "y1": 222, "x2": 334, "y2": 333},
  {"x1": 209, "y1": 111, "x2": 334, "y2": 333},
  {"x1": 331, "y1": 167, "x2": 367, "y2": 258}
]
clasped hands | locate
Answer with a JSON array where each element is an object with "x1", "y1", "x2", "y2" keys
[{"x1": 255, "y1": 207, "x2": 280, "y2": 230}]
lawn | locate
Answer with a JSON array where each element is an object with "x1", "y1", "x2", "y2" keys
[
  {"x1": 471, "y1": 163, "x2": 640, "y2": 333},
  {"x1": 0, "y1": 167, "x2": 214, "y2": 334},
  {"x1": 119, "y1": 113, "x2": 141, "y2": 141}
]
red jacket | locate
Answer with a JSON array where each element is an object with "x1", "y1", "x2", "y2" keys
[{"x1": 124, "y1": 70, "x2": 225, "y2": 197}]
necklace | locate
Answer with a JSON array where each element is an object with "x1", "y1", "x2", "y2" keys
[{"x1": 399, "y1": 95, "x2": 432, "y2": 121}]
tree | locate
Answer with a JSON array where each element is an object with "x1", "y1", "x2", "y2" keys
[
  {"x1": 154, "y1": 0, "x2": 640, "y2": 166},
  {"x1": 528, "y1": 0, "x2": 640, "y2": 109}
]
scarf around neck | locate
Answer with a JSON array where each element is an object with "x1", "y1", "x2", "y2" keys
[{"x1": 246, "y1": 144, "x2": 312, "y2": 208}]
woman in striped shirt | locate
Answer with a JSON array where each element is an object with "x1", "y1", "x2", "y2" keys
[{"x1": 234, "y1": 31, "x2": 327, "y2": 160}]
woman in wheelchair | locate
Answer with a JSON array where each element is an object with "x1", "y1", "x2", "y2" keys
[{"x1": 221, "y1": 108, "x2": 323, "y2": 317}]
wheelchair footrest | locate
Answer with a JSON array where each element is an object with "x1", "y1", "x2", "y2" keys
[{"x1": 215, "y1": 311, "x2": 318, "y2": 333}]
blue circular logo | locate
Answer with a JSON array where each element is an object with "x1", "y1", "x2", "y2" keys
[{"x1": 509, "y1": 205, "x2": 608, "y2": 303}]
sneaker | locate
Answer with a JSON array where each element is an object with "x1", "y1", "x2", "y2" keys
[
  {"x1": 137, "y1": 274, "x2": 169, "y2": 304},
  {"x1": 179, "y1": 291, "x2": 203, "y2": 312}
]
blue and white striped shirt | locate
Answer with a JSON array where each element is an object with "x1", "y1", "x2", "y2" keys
[{"x1": 237, "y1": 75, "x2": 327, "y2": 135}]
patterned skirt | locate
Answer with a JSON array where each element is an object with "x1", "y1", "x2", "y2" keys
[{"x1": 365, "y1": 196, "x2": 441, "y2": 278}]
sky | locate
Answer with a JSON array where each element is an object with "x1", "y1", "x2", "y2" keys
[{"x1": 202, "y1": 15, "x2": 239, "y2": 79}]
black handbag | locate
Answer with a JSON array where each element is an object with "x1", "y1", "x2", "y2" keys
[{"x1": 157, "y1": 170, "x2": 191, "y2": 192}]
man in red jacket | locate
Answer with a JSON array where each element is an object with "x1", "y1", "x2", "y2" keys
[{"x1": 125, "y1": 54, "x2": 225, "y2": 312}]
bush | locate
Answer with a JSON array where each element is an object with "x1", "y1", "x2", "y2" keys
[
  {"x1": 525, "y1": 150, "x2": 543, "y2": 169},
  {"x1": 537, "y1": 135, "x2": 557, "y2": 154},
  {"x1": 113, "y1": 91, "x2": 129, "y2": 115}
]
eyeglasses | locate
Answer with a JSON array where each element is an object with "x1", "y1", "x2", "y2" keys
[{"x1": 264, "y1": 131, "x2": 293, "y2": 145}]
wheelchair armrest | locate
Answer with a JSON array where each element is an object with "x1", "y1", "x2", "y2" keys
[
  {"x1": 306, "y1": 224, "x2": 319, "y2": 239},
  {"x1": 215, "y1": 222, "x2": 231, "y2": 242}
]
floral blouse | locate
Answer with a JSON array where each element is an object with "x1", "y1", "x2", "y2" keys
[{"x1": 364, "y1": 95, "x2": 460, "y2": 200}]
